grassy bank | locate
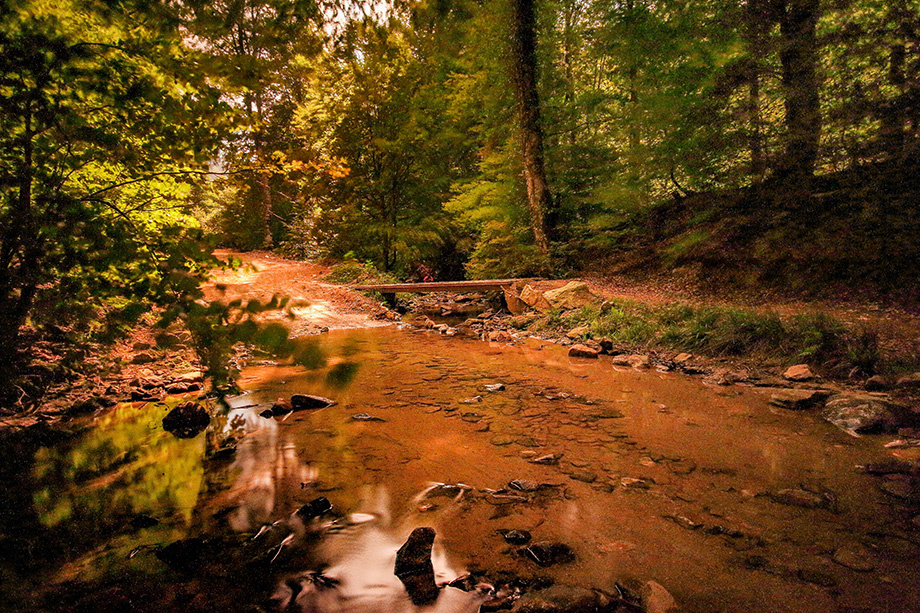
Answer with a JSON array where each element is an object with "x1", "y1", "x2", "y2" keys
[{"x1": 518, "y1": 298, "x2": 906, "y2": 379}]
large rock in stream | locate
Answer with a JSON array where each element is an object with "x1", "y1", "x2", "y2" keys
[
  {"x1": 394, "y1": 527, "x2": 439, "y2": 605},
  {"x1": 162, "y1": 401, "x2": 210, "y2": 438},
  {"x1": 821, "y1": 393, "x2": 906, "y2": 435},
  {"x1": 261, "y1": 394, "x2": 336, "y2": 418}
]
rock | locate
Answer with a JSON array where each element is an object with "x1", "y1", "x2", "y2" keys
[
  {"x1": 132, "y1": 341, "x2": 152, "y2": 351},
  {"x1": 568, "y1": 471, "x2": 597, "y2": 483},
  {"x1": 783, "y1": 364, "x2": 814, "y2": 381},
  {"x1": 620, "y1": 477, "x2": 651, "y2": 489},
  {"x1": 488, "y1": 330, "x2": 514, "y2": 343},
  {"x1": 175, "y1": 370, "x2": 203, "y2": 383},
  {"x1": 166, "y1": 381, "x2": 201, "y2": 394},
  {"x1": 395, "y1": 527, "x2": 436, "y2": 576},
  {"x1": 263, "y1": 400, "x2": 293, "y2": 417},
  {"x1": 832, "y1": 544, "x2": 876, "y2": 572},
  {"x1": 895, "y1": 372, "x2": 920, "y2": 388},
  {"x1": 626, "y1": 355, "x2": 651, "y2": 369},
  {"x1": 641, "y1": 581, "x2": 679, "y2": 613},
  {"x1": 461, "y1": 396, "x2": 483, "y2": 404},
  {"x1": 520, "y1": 542, "x2": 576, "y2": 567},
  {"x1": 865, "y1": 375, "x2": 890, "y2": 391},
  {"x1": 674, "y1": 353, "x2": 693, "y2": 363},
  {"x1": 395, "y1": 527, "x2": 439, "y2": 605},
  {"x1": 511, "y1": 585, "x2": 605, "y2": 613},
  {"x1": 66, "y1": 395, "x2": 114, "y2": 416},
  {"x1": 771, "y1": 488, "x2": 828, "y2": 509},
  {"x1": 568, "y1": 344, "x2": 600, "y2": 359},
  {"x1": 520, "y1": 285, "x2": 552, "y2": 312},
  {"x1": 351, "y1": 413, "x2": 385, "y2": 422},
  {"x1": 503, "y1": 285, "x2": 529, "y2": 315},
  {"x1": 483, "y1": 383, "x2": 506, "y2": 392},
  {"x1": 131, "y1": 352, "x2": 156, "y2": 365},
  {"x1": 543, "y1": 282, "x2": 598, "y2": 310},
  {"x1": 821, "y1": 393, "x2": 903, "y2": 435},
  {"x1": 501, "y1": 529, "x2": 532, "y2": 545},
  {"x1": 291, "y1": 394, "x2": 336, "y2": 410},
  {"x1": 566, "y1": 326, "x2": 591, "y2": 340},
  {"x1": 155, "y1": 537, "x2": 210, "y2": 574},
  {"x1": 530, "y1": 454, "x2": 562, "y2": 465},
  {"x1": 861, "y1": 459, "x2": 916, "y2": 475},
  {"x1": 769, "y1": 389, "x2": 830, "y2": 410},
  {"x1": 296, "y1": 496, "x2": 333, "y2": 520},
  {"x1": 162, "y1": 401, "x2": 210, "y2": 438},
  {"x1": 706, "y1": 368, "x2": 749, "y2": 386}
]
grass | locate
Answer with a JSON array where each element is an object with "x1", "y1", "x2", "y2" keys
[{"x1": 527, "y1": 297, "x2": 884, "y2": 376}]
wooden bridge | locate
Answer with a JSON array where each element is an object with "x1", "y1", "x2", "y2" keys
[
  {"x1": 352, "y1": 279, "x2": 532, "y2": 293},
  {"x1": 352, "y1": 279, "x2": 538, "y2": 312}
]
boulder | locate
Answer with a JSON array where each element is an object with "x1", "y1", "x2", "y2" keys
[
  {"x1": 162, "y1": 401, "x2": 210, "y2": 438},
  {"x1": 674, "y1": 353, "x2": 693, "y2": 363},
  {"x1": 783, "y1": 364, "x2": 814, "y2": 381},
  {"x1": 568, "y1": 344, "x2": 600, "y2": 359},
  {"x1": 821, "y1": 393, "x2": 903, "y2": 435},
  {"x1": 543, "y1": 282, "x2": 597, "y2": 310},
  {"x1": 520, "y1": 285, "x2": 552, "y2": 312},
  {"x1": 566, "y1": 326, "x2": 591, "y2": 340},
  {"x1": 503, "y1": 285, "x2": 529, "y2": 315},
  {"x1": 769, "y1": 389, "x2": 830, "y2": 410},
  {"x1": 395, "y1": 527, "x2": 439, "y2": 605}
]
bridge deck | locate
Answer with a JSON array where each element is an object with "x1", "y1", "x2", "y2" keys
[{"x1": 351, "y1": 279, "x2": 535, "y2": 293}]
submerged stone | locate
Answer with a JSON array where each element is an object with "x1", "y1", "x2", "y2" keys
[
  {"x1": 501, "y1": 529, "x2": 532, "y2": 545},
  {"x1": 296, "y1": 496, "x2": 333, "y2": 520},
  {"x1": 519, "y1": 542, "x2": 575, "y2": 567},
  {"x1": 162, "y1": 401, "x2": 210, "y2": 438}
]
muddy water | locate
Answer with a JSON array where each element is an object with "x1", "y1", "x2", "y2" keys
[{"x1": 2, "y1": 326, "x2": 919, "y2": 613}]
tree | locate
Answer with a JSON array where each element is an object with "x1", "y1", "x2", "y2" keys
[
  {"x1": 776, "y1": 0, "x2": 822, "y2": 182},
  {"x1": 182, "y1": 0, "x2": 322, "y2": 248},
  {"x1": 0, "y1": 0, "x2": 228, "y2": 383},
  {"x1": 509, "y1": 0, "x2": 554, "y2": 255}
]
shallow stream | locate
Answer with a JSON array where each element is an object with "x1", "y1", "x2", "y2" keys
[{"x1": 2, "y1": 326, "x2": 919, "y2": 612}]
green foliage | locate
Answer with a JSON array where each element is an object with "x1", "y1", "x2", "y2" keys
[
  {"x1": 0, "y1": 0, "x2": 233, "y2": 388},
  {"x1": 324, "y1": 259, "x2": 397, "y2": 285}
]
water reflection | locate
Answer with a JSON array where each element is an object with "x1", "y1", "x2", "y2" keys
[{"x1": 271, "y1": 487, "x2": 485, "y2": 613}]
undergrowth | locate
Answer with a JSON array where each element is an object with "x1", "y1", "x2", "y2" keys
[{"x1": 532, "y1": 298, "x2": 884, "y2": 376}]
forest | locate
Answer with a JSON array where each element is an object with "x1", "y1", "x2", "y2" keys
[
  {"x1": 3, "y1": 2, "x2": 920, "y2": 612},
  {"x1": 3, "y1": 0, "x2": 919, "y2": 377}
]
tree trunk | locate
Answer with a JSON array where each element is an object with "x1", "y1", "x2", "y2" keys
[
  {"x1": 776, "y1": 0, "x2": 821, "y2": 182},
  {"x1": 0, "y1": 106, "x2": 37, "y2": 378},
  {"x1": 509, "y1": 0, "x2": 552, "y2": 255},
  {"x1": 745, "y1": 0, "x2": 770, "y2": 182}
]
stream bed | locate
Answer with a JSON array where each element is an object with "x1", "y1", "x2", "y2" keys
[{"x1": 1, "y1": 325, "x2": 919, "y2": 612}]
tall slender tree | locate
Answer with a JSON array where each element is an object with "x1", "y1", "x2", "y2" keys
[{"x1": 509, "y1": 0, "x2": 553, "y2": 255}]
